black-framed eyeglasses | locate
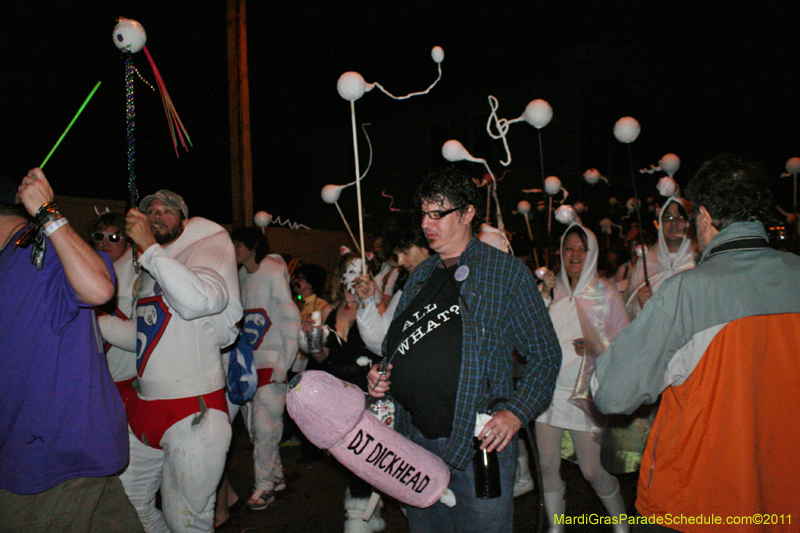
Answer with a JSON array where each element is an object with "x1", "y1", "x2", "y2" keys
[
  {"x1": 662, "y1": 214, "x2": 687, "y2": 224},
  {"x1": 420, "y1": 205, "x2": 466, "y2": 221},
  {"x1": 91, "y1": 232, "x2": 123, "y2": 244}
]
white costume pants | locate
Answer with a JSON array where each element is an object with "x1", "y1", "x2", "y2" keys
[
  {"x1": 120, "y1": 409, "x2": 231, "y2": 533},
  {"x1": 242, "y1": 382, "x2": 286, "y2": 491}
]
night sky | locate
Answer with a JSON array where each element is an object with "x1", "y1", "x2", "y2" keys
[{"x1": 3, "y1": 1, "x2": 798, "y2": 239}]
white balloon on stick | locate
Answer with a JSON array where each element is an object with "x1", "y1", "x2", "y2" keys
[
  {"x1": 544, "y1": 176, "x2": 562, "y2": 196},
  {"x1": 321, "y1": 185, "x2": 361, "y2": 253},
  {"x1": 517, "y1": 200, "x2": 533, "y2": 241},
  {"x1": 614, "y1": 117, "x2": 641, "y2": 143},
  {"x1": 583, "y1": 168, "x2": 609, "y2": 185},
  {"x1": 523, "y1": 99, "x2": 553, "y2": 129},
  {"x1": 786, "y1": 157, "x2": 800, "y2": 176},
  {"x1": 337, "y1": 48, "x2": 445, "y2": 274},
  {"x1": 783, "y1": 157, "x2": 800, "y2": 216},
  {"x1": 321, "y1": 184, "x2": 345, "y2": 204},
  {"x1": 657, "y1": 177, "x2": 679, "y2": 198},
  {"x1": 555, "y1": 204, "x2": 579, "y2": 225},
  {"x1": 615, "y1": 116, "x2": 649, "y2": 286},
  {"x1": 660, "y1": 153, "x2": 681, "y2": 177},
  {"x1": 337, "y1": 72, "x2": 371, "y2": 101},
  {"x1": 542, "y1": 176, "x2": 564, "y2": 239},
  {"x1": 254, "y1": 211, "x2": 271, "y2": 229},
  {"x1": 441, "y1": 140, "x2": 503, "y2": 230}
]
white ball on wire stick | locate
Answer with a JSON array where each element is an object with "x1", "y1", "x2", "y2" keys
[
  {"x1": 441, "y1": 139, "x2": 471, "y2": 162},
  {"x1": 555, "y1": 204, "x2": 578, "y2": 225},
  {"x1": 544, "y1": 176, "x2": 562, "y2": 196},
  {"x1": 614, "y1": 117, "x2": 641, "y2": 143},
  {"x1": 523, "y1": 99, "x2": 553, "y2": 129},
  {"x1": 583, "y1": 168, "x2": 602, "y2": 185},
  {"x1": 657, "y1": 177, "x2": 679, "y2": 198},
  {"x1": 321, "y1": 184, "x2": 344, "y2": 205},
  {"x1": 431, "y1": 46, "x2": 445, "y2": 64},
  {"x1": 254, "y1": 211, "x2": 271, "y2": 228},
  {"x1": 786, "y1": 157, "x2": 800, "y2": 176},
  {"x1": 517, "y1": 201, "x2": 531, "y2": 215},
  {"x1": 337, "y1": 71, "x2": 368, "y2": 101},
  {"x1": 113, "y1": 18, "x2": 147, "y2": 53},
  {"x1": 660, "y1": 153, "x2": 681, "y2": 177}
]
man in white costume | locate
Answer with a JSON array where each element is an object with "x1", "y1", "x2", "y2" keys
[
  {"x1": 98, "y1": 246, "x2": 139, "y2": 404},
  {"x1": 230, "y1": 226, "x2": 301, "y2": 510},
  {"x1": 121, "y1": 190, "x2": 242, "y2": 533}
]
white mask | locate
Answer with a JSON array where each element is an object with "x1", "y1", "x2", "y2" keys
[{"x1": 342, "y1": 258, "x2": 362, "y2": 294}]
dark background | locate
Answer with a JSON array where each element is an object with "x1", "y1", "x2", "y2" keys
[{"x1": 2, "y1": 1, "x2": 798, "y2": 238}]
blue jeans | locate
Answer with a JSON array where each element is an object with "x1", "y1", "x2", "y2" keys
[{"x1": 405, "y1": 425, "x2": 517, "y2": 533}]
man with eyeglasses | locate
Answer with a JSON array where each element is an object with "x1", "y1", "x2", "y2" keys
[
  {"x1": 89, "y1": 212, "x2": 130, "y2": 262},
  {"x1": 91, "y1": 211, "x2": 139, "y2": 408},
  {"x1": 119, "y1": 189, "x2": 242, "y2": 533},
  {"x1": 623, "y1": 196, "x2": 697, "y2": 319},
  {"x1": 367, "y1": 168, "x2": 560, "y2": 533}
]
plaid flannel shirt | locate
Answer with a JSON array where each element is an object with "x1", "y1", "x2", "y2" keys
[{"x1": 384, "y1": 237, "x2": 561, "y2": 469}]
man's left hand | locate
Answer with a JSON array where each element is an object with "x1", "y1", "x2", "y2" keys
[{"x1": 478, "y1": 409, "x2": 521, "y2": 453}]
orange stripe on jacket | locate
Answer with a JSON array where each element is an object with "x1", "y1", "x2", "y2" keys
[{"x1": 636, "y1": 313, "x2": 800, "y2": 532}]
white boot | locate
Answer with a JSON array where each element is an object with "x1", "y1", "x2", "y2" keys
[
  {"x1": 598, "y1": 481, "x2": 630, "y2": 533},
  {"x1": 543, "y1": 485, "x2": 566, "y2": 533},
  {"x1": 513, "y1": 442, "x2": 534, "y2": 497},
  {"x1": 344, "y1": 489, "x2": 385, "y2": 533}
]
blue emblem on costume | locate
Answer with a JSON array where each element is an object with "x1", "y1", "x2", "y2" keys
[
  {"x1": 136, "y1": 295, "x2": 172, "y2": 374},
  {"x1": 242, "y1": 308, "x2": 271, "y2": 350}
]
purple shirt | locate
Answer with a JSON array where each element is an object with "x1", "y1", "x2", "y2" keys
[{"x1": 0, "y1": 226, "x2": 128, "y2": 494}]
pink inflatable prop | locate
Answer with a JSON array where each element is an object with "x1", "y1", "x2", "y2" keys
[{"x1": 287, "y1": 371, "x2": 451, "y2": 508}]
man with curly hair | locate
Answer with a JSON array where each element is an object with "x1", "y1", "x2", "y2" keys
[
  {"x1": 368, "y1": 168, "x2": 560, "y2": 533},
  {"x1": 594, "y1": 154, "x2": 800, "y2": 532}
]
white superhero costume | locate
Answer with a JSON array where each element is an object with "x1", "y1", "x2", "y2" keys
[
  {"x1": 119, "y1": 217, "x2": 242, "y2": 533},
  {"x1": 98, "y1": 247, "x2": 138, "y2": 403},
  {"x1": 234, "y1": 254, "x2": 300, "y2": 494}
]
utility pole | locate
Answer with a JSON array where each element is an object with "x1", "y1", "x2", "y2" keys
[{"x1": 227, "y1": 0, "x2": 253, "y2": 227}]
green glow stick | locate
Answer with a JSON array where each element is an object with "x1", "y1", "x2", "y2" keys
[{"x1": 40, "y1": 81, "x2": 102, "y2": 169}]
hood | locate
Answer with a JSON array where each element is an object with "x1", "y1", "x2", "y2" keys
[
  {"x1": 656, "y1": 196, "x2": 696, "y2": 271},
  {"x1": 558, "y1": 222, "x2": 599, "y2": 298}
]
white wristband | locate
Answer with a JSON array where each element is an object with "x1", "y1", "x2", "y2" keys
[{"x1": 43, "y1": 217, "x2": 69, "y2": 237}]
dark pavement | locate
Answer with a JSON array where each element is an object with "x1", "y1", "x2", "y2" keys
[{"x1": 218, "y1": 416, "x2": 639, "y2": 532}]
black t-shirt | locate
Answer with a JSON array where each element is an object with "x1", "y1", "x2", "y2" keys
[{"x1": 385, "y1": 263, "x2": 463, "y2": 439}]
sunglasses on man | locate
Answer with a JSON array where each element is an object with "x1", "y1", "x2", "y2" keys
[{"x1": 91, "y1": 232, "x2": 123, "y2": 244}]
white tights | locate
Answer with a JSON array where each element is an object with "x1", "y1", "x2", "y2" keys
[{"x1": 535, "y1": 422, "x2": 618, "y2": 497}]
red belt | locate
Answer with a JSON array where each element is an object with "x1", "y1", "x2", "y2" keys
[
  {"x1": 115, "y1": 377, "x2": 137, "y2": 407},
  {"x1": 256, "y1": 367, "x2": 287, "y2": 387},
  {"x1": 126, "y1": 388, "x2": 229, "y2": 449}
]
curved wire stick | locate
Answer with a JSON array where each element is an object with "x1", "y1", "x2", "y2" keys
[
  {"x1": 371, "y1": 63, "x2": 442, "y2": 101},
  {"x1": 485, "y1": 95, "x2": 525, "y2": 167}
]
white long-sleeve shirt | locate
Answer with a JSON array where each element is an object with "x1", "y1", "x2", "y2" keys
[{"x1": 133, "y1": 217, "x2": 242, "y2": 399}]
